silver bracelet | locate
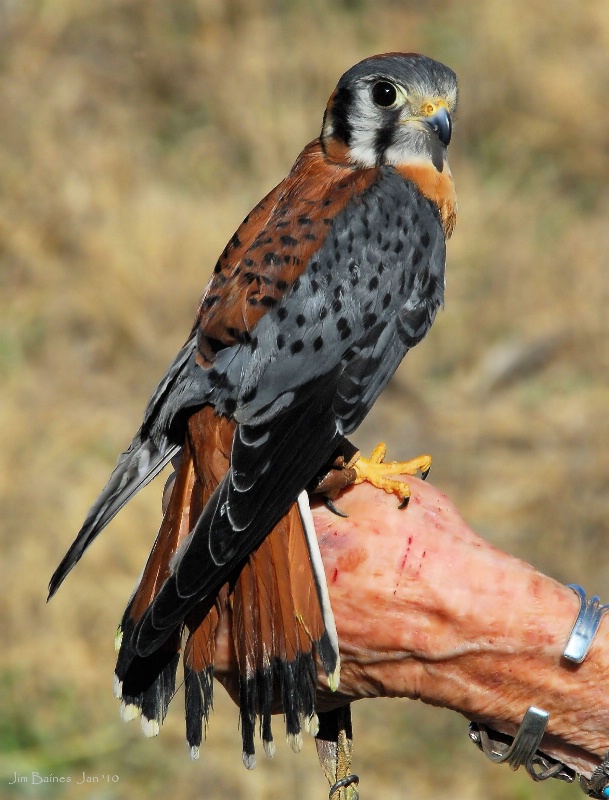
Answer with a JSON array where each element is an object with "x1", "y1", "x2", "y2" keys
[
  {"x1": 469, "y1": 706, "x2": 575, "y2": 784},
  {"x1": 563, "y1": 585, "x2": 609, "y2": 664},
  {"x1": 470, "y1": 584, "x2": 609, "y2": 796}
]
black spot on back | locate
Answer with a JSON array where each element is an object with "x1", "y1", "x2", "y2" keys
[
  {"x1": 241, "y1": 385, "x2": 258, "y2": 404},
  {"x1": 264, "y1": 252, "x2": 281, "y2": 266}
]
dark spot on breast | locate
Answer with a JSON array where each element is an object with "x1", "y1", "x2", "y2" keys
[
  {"x1": 313, "y1": 336, "x2": 324, "y2": 351},
  {"x1": 260, "y1": 295, "x2": 278, "y2": 308},
  {"x1": 311, "y1": 279, "x2": 319, "y2": 293},
  {"x1": 383, "y1": 292, "x2": 392, "y2": 309},
  {"x1": 290, "y1": 340, "x2": 304, "y2": 354},
  {"x1": 337, "y1": 317, "x2": 348, "y2": 332},
  {"x1": 276, "y1": 279, "x2": 288, "y2": 291},
  {"x1": 421, "y1": 231, "x2": 431, "y2": 248},
  {"x1": 250, "y1": 336, "x2": 258, "y2": 352},
  {"x1": 277, "y1": 335, "x2": 285, "y2": 349},
  {"x1": 244, "y1": 258, "x2": 254, "y2": 267},
  {"x1": 277, "y1": 307, "x2": 288, "y2": 321},
  {"x1": 334, "y1": 286, "x2": 342, "y2": 299},
  {"x1": 296, "y1": 314, "x2": 306, "y2": 327},
  {"x1": 332, "y1": 299, "x2": 342, "y2": 312},
  {"x1": 340, "y1": 325, "x2": 351, "y2": 340},
  {"x1": 298, "y1": 217, "x2": 312, "y2": 226},
  {"x1": 292, "y1": 277, "x2": 301, "y2": 291},
  {"x1": 368, "y1": 276, "x2": 379, "y2": 290},
  {"x1": 395, "y1": 240, "x2": 404, "y2": 254},
  {"x1": 320, "y1": 307, "x2": 328, "y2": 320},
  {"x1": 311, "y1": 260, "x2": 320, "y2": 273},
  {"x1": 323, "y1": 199, "x2": 333, "y2": 206},
  {"x1": 413, "y1": 249, "x2": 423, "y2": 266}
]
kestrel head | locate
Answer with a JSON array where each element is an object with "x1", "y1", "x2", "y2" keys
[{"x1": 322, "y1": 53, "x2": 458, "y2": 171}]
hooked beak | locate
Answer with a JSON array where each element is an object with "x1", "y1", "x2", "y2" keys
[{"x1": 422, "y1": 105, "x2": 452, "y2": 147}]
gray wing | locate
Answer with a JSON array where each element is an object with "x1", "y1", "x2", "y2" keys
[
  {"x1": 132, "y1": 167, "x2": 447, "y2": 653},
  {"x1": 48, "y1": 339, "x2": 210, "y2": 598}
]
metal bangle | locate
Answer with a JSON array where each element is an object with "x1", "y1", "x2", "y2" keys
[
  {"x1": 564, "y1": 585, "x2": 609, "y2": 664},
  {"x1": 469, "y1": 707, "x2": 576, "y2": 784}
]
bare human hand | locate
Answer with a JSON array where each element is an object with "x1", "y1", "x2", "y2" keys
[{"x1": 212, "y1": 477, "x2": 608, "y2": 778}]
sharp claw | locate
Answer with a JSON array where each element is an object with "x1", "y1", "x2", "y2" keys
[
  {"x1": 398, "y1": 495, "x2": 410, "y2": 510},
  {"x1": 421, "y1": 467, "x2": 430, "y2": 481},
  {"x1": 324, "y1": 496, "x2": 349, "y2": 518}
]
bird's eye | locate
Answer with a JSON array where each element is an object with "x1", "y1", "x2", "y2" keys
[{"x1": 371, "y1": 81, "x2": 398, "y2": 108}]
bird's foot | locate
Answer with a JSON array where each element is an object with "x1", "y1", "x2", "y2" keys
[{"x1": 353, "y1": 443, "x2": 431, "y2": 509}]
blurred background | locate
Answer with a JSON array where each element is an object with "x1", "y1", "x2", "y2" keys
[{"x1": 1, "y1": 0, "x2": 608, "y2": 797}]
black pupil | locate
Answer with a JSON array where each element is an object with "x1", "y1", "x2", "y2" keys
[{"x1": 372, "y1": 81, "x2": 397, "y2": 107}]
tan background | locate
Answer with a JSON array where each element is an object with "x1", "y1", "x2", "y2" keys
[{"x1": 1, "y1": 1, "x2": 609, "y2": 798}]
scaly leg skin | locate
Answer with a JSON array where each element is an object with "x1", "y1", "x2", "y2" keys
[{"x1": 353, "y1": 443, "x2": 431, "y2": 509}]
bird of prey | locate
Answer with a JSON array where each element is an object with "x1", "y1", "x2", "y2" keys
[{"x1": 49, "y1": 52, "x2": 457, "y2": 768}]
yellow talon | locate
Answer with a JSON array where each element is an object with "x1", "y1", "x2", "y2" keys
[{"x1": 353, "y1": 442, "x2": 431, "y2": 508}]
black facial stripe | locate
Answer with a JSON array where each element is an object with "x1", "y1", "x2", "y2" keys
[
  {"x1": 330, "y1": 85, "x2": 353, "y2": 146},
  {"x1": 374, "y1": 120, "x2": 396, "y2": 164}
]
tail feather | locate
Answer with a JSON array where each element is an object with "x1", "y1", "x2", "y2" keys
[
  {"x1": 67, "y1": 404, "x2": 341, "y2": 760},
  {"x1": 230, "y1": 500, "x2": 336, "y2": 765},
  {"x1": 183, "y1": 593, "x2": 226, "y2": 758},
  {"x1": 113, "y1": 440, "x2": 198, "y2": 733}
]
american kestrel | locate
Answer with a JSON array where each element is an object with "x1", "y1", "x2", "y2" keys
[{"x1": 49, "y1": 53, "x2": 457, "y2": 767}]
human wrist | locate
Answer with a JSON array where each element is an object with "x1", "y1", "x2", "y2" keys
[{"x1": 314, "y1": 479, "x2": 609, "y2": 776}]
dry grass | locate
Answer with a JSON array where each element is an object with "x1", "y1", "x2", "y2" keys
[{"x1": 1, "y1": 0, "x2": 608, "y2": 797}]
